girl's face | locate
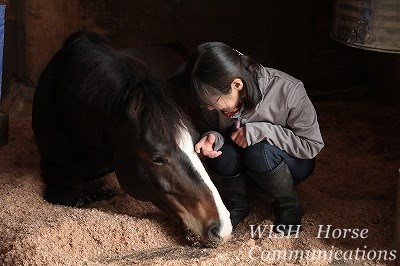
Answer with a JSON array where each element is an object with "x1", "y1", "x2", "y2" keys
[{"x1": 207, "y1": 78, "x2": 243, "y2": 114}]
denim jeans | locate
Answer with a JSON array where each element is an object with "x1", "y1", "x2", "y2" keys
[{"x1": 206, "y1": 141, "x2": 315, "y2": 185}]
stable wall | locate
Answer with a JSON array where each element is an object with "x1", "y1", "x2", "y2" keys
[
  {"x1": 8, "y1": 0, "x2": 369, "y2": 89},
  {"x1": 4, "y1": 0, "x2": 400, "y2": 106}
]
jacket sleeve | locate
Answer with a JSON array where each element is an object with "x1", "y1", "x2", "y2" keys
[
  {"x1": 197, "y1": 110, "x2": 228, "y2": 151},
  {"x1": 244, "y1": 82, "x2": 324, "y2": 159},
  {"x1": 200, "y1": 130, "x2": 225, "y2": 151}
]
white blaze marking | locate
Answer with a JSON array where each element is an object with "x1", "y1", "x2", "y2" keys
[{"x1": 177, "y1": 126, "x2": 232, "y2": 240}]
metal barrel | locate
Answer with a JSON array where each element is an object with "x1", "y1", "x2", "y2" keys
[{"x1": 331, "y1": 0, "x2": 400, "y2": 53}]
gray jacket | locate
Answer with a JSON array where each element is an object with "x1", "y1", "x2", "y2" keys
[{"x1": 200, "y1": 66, "x2": 324, "y2": 159}]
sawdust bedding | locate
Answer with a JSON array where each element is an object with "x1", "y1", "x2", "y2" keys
[{"x1": 0, "y1": 98, "x2": 399, "y2": 265}]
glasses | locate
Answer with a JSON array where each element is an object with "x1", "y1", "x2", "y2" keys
[
  {"x1": 214, "y1": 95, "x2": 222, "y2": 105},
  {"x1": 207, "y1": 94, "x2": 228, "y2": 110}
]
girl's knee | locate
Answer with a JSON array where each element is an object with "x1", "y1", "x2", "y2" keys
[
  {"x1": 207, "y1": 141, "x2": 242, "y2": 176},
  {"x1": 243, "y1": 142, "x2": 286, "y2": 173},
  {"x1": 243, "y1": 142, "x2": 269, "y2": 173}
]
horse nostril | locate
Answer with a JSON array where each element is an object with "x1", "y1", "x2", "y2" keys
[{"x1": 207, "y1": 223, "x2": 221, "y2": 243}]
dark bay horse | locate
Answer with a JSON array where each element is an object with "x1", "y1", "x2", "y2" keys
[{"x1": 32, "y1": 31, "x2": 232, "y2": 246}]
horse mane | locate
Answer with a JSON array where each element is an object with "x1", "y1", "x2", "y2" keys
[
  {"x1": 55, "y1": 31, "x2": 149, "y2": 115},
  {"x1": 131, "y1": 80, "x2": 192, "y2": 145},
  {"x1": 57, "y1": 31, "x2": 193, "y2": 145}
]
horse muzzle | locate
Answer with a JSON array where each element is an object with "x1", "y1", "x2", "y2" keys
[
  {"x1": 184, "y1": 209, "x2": 233, "y2": 247},
  {"x1": 207, "y1": 221, "x2": 232, "y2": 245},
  {"x1": 185, "y1": 221, "x2": 231, "y2": 247}
]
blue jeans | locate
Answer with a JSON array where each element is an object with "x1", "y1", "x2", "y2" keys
[{"x1": 206, "y1": 141, "x2": 315, "y2": 185}]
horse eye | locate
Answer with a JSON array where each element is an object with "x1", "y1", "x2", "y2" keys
[{"x1": 151, "y1": 154, "x2": 165, "y2": 165}]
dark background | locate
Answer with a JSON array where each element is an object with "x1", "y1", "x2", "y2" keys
[
  {"x1": 2, "y1": 0, "x2": 400, "y2": 105},
  {"x1": 0, "y1": 2, "x2": 399, "y2": 262}
]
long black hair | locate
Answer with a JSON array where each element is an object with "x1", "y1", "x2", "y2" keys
[
  {"x1": 54, "y1": 31, "x2": 147, "y2": 115},
  {"x1": 186, "y1": 42, "x2": 262, "y2": 109},
  {"x1": 49, "y1": 31, "x2": 189, "y2": 145}
]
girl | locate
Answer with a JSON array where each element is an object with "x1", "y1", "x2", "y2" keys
[{"x1": 177, "y1": 42, "x2": 324, "y2": 235}]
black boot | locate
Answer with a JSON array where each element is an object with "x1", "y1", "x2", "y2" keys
[
  {"x1": 208, "y1": 170, "x2": 249, "y2": 229},
  {"x1": 246, "y1": 161, "x2": 302, "y2": 235}
]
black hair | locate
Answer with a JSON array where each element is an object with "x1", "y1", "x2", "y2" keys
[
  {"x1": 55, "y1": 31, "x2": 145, "y2": 115},
  {"x1": 48, "y1": 30, "x2": 190, "y2": 145},
  {"x1": 186, "y1": 42, "x2": 262, "y2": 109}
]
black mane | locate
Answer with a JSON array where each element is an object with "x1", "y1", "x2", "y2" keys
[
  {"x1": 56, "y1": 31, "x2": 193, "y2": 145},
  {"x1": 133, "y1": 80, "x2": 192, "y2": 145},
  {"x1": 53, "y1": 31, "x2": 145, "y2": 114}
]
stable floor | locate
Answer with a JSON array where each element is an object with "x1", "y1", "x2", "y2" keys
[{"x1": 0, "y1": 82, "x2": 399, "y2": 265}]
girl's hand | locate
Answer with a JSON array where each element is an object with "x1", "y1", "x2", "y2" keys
[
  {"x1": 194, "y1": 134, "x2": 222, "y2": 158},
  {"x1": 231, "y1": 127, "x2": 248, "y2": 148}
]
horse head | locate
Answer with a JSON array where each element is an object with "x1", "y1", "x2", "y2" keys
[{"x1": 112, "y1": 79, "x2": 232, "y2": 246}]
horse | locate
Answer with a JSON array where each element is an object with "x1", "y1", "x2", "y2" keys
[{"x1": 31, "y1": 31, "x2": 232, "y2": 246}]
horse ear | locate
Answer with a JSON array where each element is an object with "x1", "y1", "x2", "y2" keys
[{"x1": 126, "y1": 88, "x2": 145, "y2": 119}]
